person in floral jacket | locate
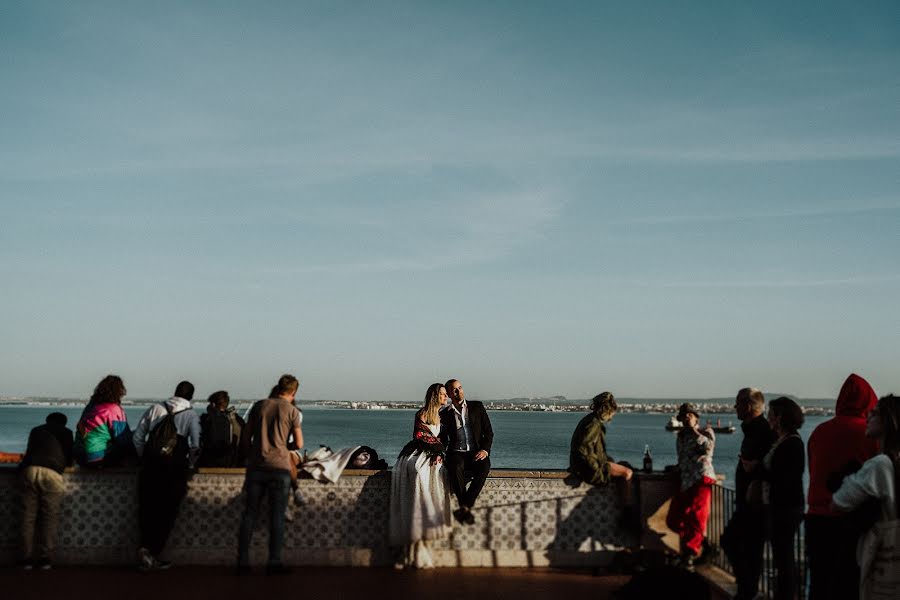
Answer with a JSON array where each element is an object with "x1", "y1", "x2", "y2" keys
[{"x1": 667, "y1": 402, "x2": 716, "y2": 569}]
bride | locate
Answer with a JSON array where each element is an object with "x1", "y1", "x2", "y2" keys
[{"x1": 389, "y1": 382, "x2": 452, "y2": 569}]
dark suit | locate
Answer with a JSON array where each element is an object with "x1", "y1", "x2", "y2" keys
[{"x1": 440, "y1": 401, "x2": 494, "y2": 509}]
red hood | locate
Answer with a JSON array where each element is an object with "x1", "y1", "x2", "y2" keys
[{"x1": 835, "y1": 373, "x2": 878, "y2": 418}]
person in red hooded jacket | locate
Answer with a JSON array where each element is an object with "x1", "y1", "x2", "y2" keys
[{"x1": 806, "y1": 373, "x2": 880, "y2": 600}]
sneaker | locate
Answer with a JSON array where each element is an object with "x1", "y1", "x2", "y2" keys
[
  {"x1": 35, "y1": 559, "x2": 52, "y2": 571},
  {"x1": 137, "y1": 547, "x2": 154, "y2": 572},
  {"x1": 266, "y1": 563, "x2": 292, "y2": 575},
  {"x1": 679, "y1": 554, "x2": 696, "y2": 572},
  {"x1": 154, "y1": 558, "x2": 172, "y2": 570},
  {"x1": 17, "y1": 559, "x2": 33, "y2": 570}
]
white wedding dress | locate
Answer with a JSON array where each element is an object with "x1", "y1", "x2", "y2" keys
[{"x1": 388, "y1": 421, "x2": 451, "y2": 568}]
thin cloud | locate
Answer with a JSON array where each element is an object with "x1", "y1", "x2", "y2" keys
[
  {"x1": 645, "y1": 274, "x2": 900, "y2": 289},
  {"x1": 261, "y1": 190, "x2": 564, "y2": 274},
  {"x1": 608, "y1": 202, "x2": 900, "y2": 226}
]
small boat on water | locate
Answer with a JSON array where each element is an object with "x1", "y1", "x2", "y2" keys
[{"x1": 665, "y1": 416, "x2": 736, "y2": 434}]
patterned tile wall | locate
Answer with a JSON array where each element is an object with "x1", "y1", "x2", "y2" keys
[{"x1": 0, "y1": 469, "x2": 638, "y2": 567}]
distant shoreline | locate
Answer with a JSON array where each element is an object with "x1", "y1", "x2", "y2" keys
[{"x1": 0, "y1": 398, "x2": 836, "y2": 416}]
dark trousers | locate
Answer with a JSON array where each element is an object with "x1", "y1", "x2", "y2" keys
[
  {"x1": 446, "y1": 451, "x2": 490, "y2": 509},
  {"x1": 722, "y1": 506, "x2": 767, "y2": 600},
  {"x1": 805, "y1": 514, "x2": 861, "y2": 600},
  {"x1": 237, "y1": 470, "x2": 291, "y2": 566},
  {"x1": 138, "y1": 465, "x2": 188, "y2": 556},
  {"x1": 770, "y1": 508, "x2": 803, "y2": 600}
]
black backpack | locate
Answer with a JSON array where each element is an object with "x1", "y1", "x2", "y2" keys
[
  {"x1": 199, "y1": 408, "x2": 243, "y2": 467},
  {"x1": 144, "y1": 405, "x2": 188, "y2": 465},
  {"x1": 203, "y1": 410, "x2": 232, "y2": 454}
]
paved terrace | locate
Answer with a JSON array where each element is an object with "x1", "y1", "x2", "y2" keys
[
  {"x1": 0, "y1": 565, "x2": 734, "y2": 600},
  {"x1": 1, "y1": 467, "x2": 736, "y2": 598}
]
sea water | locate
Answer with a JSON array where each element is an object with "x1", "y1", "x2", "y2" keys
[{"x1": 0, "y1": 405, "x2": 829, "y2": 490}]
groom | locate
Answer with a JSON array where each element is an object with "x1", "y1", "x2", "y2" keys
[{"x1": 440, "y1": 378, "x2": 493, "y2": 525}]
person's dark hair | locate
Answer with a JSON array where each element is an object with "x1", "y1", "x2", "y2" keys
[
  {"x1": 591, "y1": 391, "x2": 617, "y2": 421},
  {"x1": 270, "y1": 374, "x2": 299, "y2": 398},
  {"x1": 208, "y1": 390, "x2": 230, "y2": 411},
  {"x1": 876, "y1": 394, "x2": 900, "y2": 461},
  {"x1": 46, "y1": 412, "x2": 67, "y2": 426},
  {"x1": 444, "y1": 378, "x2": 459, "y2": 391},
  {"x1": 89, "y1": 375, "x2": 126, "y2": 406},
  {"x1": 769, "y1": 396, "x2": 805, "y2": 434},
  {"x1": 174, "y1": 380, "x2": 195, "y2": 400}
]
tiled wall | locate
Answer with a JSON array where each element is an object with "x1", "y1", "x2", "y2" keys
[{"x1": 0, "y1": 468, "x2": 640, "y2": 567}]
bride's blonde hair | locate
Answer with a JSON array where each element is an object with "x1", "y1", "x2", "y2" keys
[{"x1": 419, "y1": 382, "x2": 444, "y2": 425}]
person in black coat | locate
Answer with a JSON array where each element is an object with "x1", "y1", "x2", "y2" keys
[
  {"x1": 750, "y1": 396, "x2": 805, "y2": 600},
  {"x1": 721, "y1": 387, "x2": 777, "y2": 600},
  {"x1": 439, "y1": 378, "x2": 493, "y2": 525},
  {"x1": 19, "y1": 412, "x2": 73, "y2": 569}
]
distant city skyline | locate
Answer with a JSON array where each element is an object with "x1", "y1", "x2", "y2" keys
[{"x1": 2, "y1": 2, "x2": 898, "y2": 402}]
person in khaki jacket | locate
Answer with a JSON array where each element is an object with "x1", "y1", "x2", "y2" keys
[{"x1": 568, "y1": 391, "x2": 633, "y2": 485}]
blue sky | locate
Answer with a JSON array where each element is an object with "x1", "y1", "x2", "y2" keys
[{"x1": 1, "y1": 1, "x2": 898, "y2": 402}]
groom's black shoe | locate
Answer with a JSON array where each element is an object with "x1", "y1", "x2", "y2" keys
[
  {"x1": 463, "y1": 510, "x2": 476, "y2": 525},
  {"x1": 453, "y1": 508, "x2": 467, "y2": 524}
]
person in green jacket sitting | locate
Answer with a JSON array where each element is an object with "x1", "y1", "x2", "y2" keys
[{"x1": 569, "y1": 392, "x2": 633, "y2": 484}]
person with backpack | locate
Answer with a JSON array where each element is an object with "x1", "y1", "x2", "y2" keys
[
  {"x1": 198, "y1": 390, "x2": 244, "y2": 468},
  {"x1": 132, "y1": 380, "x2": 201, "y2": 571}
]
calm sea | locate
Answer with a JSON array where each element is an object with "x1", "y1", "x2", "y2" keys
[{"x1": 0, "y1": 405, "x2": 829, "y2": 490}]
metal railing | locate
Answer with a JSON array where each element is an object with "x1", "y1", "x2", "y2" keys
[{"x1": 706, "y1": 483, "x2": 807, "y2": 599}]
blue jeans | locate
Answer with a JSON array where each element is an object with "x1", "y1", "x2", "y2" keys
[{"x1": 237, "y1": 470, "x2": 291, "y2": 566}]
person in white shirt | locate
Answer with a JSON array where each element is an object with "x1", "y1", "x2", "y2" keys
[
  {"x1": 132, "y1": 380, "x2": 201, "y2": 571},
  {"x1": 832, "y1": 394, "x2": 899, "y2": 600}
]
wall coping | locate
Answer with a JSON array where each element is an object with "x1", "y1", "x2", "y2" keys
[{"x1": 0, "y1": 465, "x2": 683, "y2": 480}]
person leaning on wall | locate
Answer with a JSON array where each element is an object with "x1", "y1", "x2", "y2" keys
[
  {"x1": 18, "y1": 412, "x2": 73, "y2": 570},
  {"x1": 568, "y1": 392, "x2": 633, "y2": 484}
]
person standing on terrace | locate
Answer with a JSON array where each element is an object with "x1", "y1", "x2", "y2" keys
[
  {"x1": 237, "y1": 374, "x2": 303, "y2": 575},
  {"x1": 568, "y1": 392, "x2": 633, "y2": 485},
  {"x1": 439, "y1": 378, "x2": 493, "y2": 525},
  {"x1": 755, "y1": 396, "x2": 806, "y2": 600},
  {"x1": 74, "y1": 375, "x2": 133, "y2": 468},
  {"x1": 18, "y1": 412, "x2": 73, "y2": 570},
  {"x1": 832, "y1": 394, "x2": 900, "y2": 600},
  {"x1": 666, "y1": 402, "x2": 715, "y2": 570},
  {"x1": 806, "y1": 373, "x2": 880, "y2": 600},
  {"x1": 721, "y1": 387, "x2": 777, "y2": 600},
  {"x1": 132, "y1": 380, "x2": 201, "y2": 571}
]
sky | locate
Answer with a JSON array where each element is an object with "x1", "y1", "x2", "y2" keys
[{"x1": 1, "y1": 1, "x2": 898, "y2": 402}]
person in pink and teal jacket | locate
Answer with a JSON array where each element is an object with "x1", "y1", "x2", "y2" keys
[{"x1": 74, "y1": 375, "x2": 134, "y2": 468}]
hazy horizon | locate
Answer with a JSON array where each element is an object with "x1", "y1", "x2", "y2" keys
[{"x1": 2, "y1": 2, "x2": 898, "y2": 402}]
